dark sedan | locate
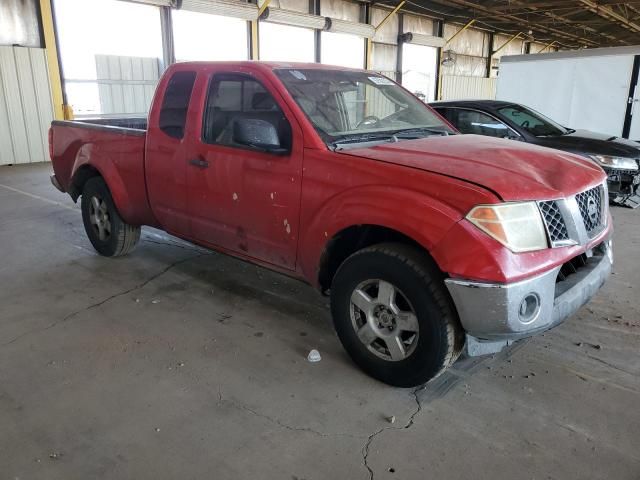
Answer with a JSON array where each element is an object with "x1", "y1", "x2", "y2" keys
[{"x1": 431, "y1": 100, "x2": 640, "y2": 207}]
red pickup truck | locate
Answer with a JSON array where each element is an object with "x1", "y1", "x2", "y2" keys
[{"x1": 50, "y1": 62, "x2": 613, "y2": 387}]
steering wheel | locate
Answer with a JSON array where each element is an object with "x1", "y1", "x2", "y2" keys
[
  {"x1": 356, "y1": 115, "x2": 381, "y2": 129},
  {"x1": 521, "y1": 120, "x2": 530, "y2": 128}
]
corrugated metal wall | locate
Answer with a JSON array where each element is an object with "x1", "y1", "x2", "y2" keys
[
  {"x1": 0, "y1": 46, "x2": 54, "y2": 165},
  {"x1": 95, "y1": 54, "x2": 160, "y2": 116},
  {"x1": 441, "y1": 74, "x2": 497, "y2": 100}
]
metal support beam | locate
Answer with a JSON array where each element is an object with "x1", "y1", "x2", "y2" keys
[
  {"x1": 395, "y1": 12, "x2": 404, "y2": 83},
  {"x1": 442, "y1": 18, "x2": 476, "y2": 48},
  {"x1": 579, "y1": 0, "x2": 640, "y2": 33},
  {"x1": 366, "y1": 1, "x2": 405, "y2": 70},
  {"x1": 250, "y1": 0, "x2": 271, "y2": 60},
  {"x1": 311, "y1": 0, "x2": 321, "y2": 63},
  {"x1": 364, "y1": 2, "x2": 371, "y2": 69},
  {"x1": 159, "y1": 6, "x2": 175, "y2": 68},
  {"x1": 436, "y1": 19, "x2": 445, "y2": 101},
  {"x1": 437, "y1": 19, "x2": 474, "y2": 100},
  {"x1": 250, "y1": 21, "x2": 259, "y2": 60},
  {"x1": 536, "y1": 40, "x2": 557, "y2": 53},
  {"x1": 39, "y1": 0, "x2": 67, "y2": 120},
  {"x1": 491, "y1": 32, "x2": 523, "y2": 56},
  {"x1": 376, "y1": 1, "x2": 405, "y2": 33},
  {"x1": 429, "y1": 0, "x2": 598, "y2": 47},
  {"x1": 486, "y1": 32, "x2": 494, "y2": 78}
]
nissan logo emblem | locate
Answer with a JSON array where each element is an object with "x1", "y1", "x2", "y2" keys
[{"x1": 587, "y1": 197, "x2": 598, "y2": 223}]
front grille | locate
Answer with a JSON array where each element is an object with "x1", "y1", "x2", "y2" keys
[
  {"x1": 539, "y1": 200, "x2": 569, "y2": 244},
  {"x1": 575, "y1": 185, "x2": 604, "y2": 236}
]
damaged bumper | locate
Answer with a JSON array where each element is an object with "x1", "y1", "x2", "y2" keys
[
  {"x1": 445, "y1": 239, "x2": 613, "y2": 356},
  {"x1": 605, "y1": 167, "x2": 640, "y2": 207}
]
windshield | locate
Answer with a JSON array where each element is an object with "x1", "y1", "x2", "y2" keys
[
  {"x1": 274, "y1": 68, "x2": 454, "y2": 147},
  {"x1": 497, "y1": 104, "x2": 569, "y2": 137}
]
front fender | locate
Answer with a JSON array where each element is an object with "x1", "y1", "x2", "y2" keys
[{"x1": 298, "y1": 185, "x2": 466, "y2": 285}]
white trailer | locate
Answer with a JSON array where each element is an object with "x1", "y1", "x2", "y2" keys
[{"x1": 496, "y1": 46, "x2": 640, "y2": 141}]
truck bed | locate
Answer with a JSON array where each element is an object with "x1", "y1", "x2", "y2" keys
[{"x1": 49, "y1": 117, "x2": 156, "y2": 226}]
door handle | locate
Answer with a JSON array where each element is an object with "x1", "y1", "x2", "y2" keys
[{"x1": 188, "y1": 157, "x2": 209, "y2": 169}]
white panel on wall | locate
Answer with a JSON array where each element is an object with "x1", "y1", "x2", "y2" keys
[
  {"x1": 441, "y1": 75, "x2": 497, "y2": 100},
  {"x1": 498, "y1": 55, "x2": 633, "y2": 137},
  {"x1": 497, "y1": 59, "x2": 575, "y2": 126},
  {"x1": 0, "y1": 46, "x2": 54, "y2": 165},
  {"x1": 95, "y1": 54, "x2": 160, "y2": 116}
]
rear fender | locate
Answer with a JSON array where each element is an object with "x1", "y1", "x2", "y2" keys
[
  {"x1": 299, "y1": 185, "x2": 465, "y2": 286},
  {"x1": 70, "y1": 143, "x2": 137, "y2": 224}
]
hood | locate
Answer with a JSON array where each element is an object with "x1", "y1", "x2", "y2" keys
[
  {"x1": 532, "y1": 129, "x2": 640, "y2": 159},
  {"x1": 342, "y1": 134, "x2": 605, "y2": 201}
]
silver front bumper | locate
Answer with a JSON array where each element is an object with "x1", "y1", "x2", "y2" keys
[{"x1": 445, "y1": 240, "x2": 612, "y2": 356}]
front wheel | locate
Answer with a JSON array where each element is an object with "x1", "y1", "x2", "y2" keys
[
  {"x1": 81, "y1": 177, "x2": 140, "y2": 257},
  {"x1": 330, "y1": 243, "x2": 464, "y2": 387}
]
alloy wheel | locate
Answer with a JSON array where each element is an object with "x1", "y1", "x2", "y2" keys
[
  {"x1": 349, "y1": 279, "x2": 419, "y2": 361},
  {"x1": 88, "y1": 195, "x2": 111, "y2": 241}
]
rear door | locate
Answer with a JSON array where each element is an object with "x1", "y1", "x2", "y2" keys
[
  {"x1": 145, "y1": 69, "x2": 197, "y2": 235},
  {"x1": 185, "y1": 69, "x2": 304, "y2": 270}
]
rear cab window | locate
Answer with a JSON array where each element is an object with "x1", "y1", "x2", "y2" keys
[{"x1": 159, "y1": 71, "x2": 197, "y2": 139}]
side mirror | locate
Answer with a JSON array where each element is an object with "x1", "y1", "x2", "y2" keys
[{"x1": 233, "y1": 118, "x2": 289, "y2": 155}]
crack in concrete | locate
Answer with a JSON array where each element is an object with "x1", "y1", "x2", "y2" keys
[
  {"x1": 1, "y1": 253, "x2": 207, "y2": 348},
  {"x1": 362, "y1": 385, "x2": 426, "y2": 479},
  {"x1": 586, "y1": 354, "x2": 637, "y2": 376},
  {"x1": 217, "y1": 389, "x2": 360, "y2": 439}
]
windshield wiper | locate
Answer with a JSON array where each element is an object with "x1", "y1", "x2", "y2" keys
[
  {"x1": 329, "y1": 127, "x2": 450, "y2": 150},
  {"x1": 389, "y1": 127, "x2": 451, "y2": 138},
  {"x1": 329, "y1": 133, "x2": 397, "y2": 149}
]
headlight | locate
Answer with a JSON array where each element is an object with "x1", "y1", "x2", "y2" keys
[
  {"x1": 589, "y1": 155, "x2": 638, "y2": 171},
  {"x1": 466, "y1": 202, "x2": 548, "y2": 253}
]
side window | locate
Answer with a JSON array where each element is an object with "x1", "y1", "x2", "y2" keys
[
  {"x1": 433, "y1": 107, "x2": 453, "y2": 124},
  {"x1": 453, "y1": 109, "x2": 511, "y2": 138},
  {"x1": 499, "y1": 107, "x2": 542, "y2": 129},
  {"x1": 202, "y1": 74, "x2": 291, "y2": 150},
  {"x1": 159, "y1": 71, "x2": 196, "y2": 139}
]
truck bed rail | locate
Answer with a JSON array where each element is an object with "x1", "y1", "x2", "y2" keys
[{"x1": 51, "y1": 118, "x2": 146, "y2": 136}]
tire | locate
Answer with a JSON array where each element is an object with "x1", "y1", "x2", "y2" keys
[
  {"x1": 81, "y1": 177, "x2": 140, "y2": 257},
  {"x1": 330, "y1": 243, "x2": 464, "y2": 387}
]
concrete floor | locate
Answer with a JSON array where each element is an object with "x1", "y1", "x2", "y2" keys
[{"x1": 0, "y1": 162, "x2": 638, "y2": 479}]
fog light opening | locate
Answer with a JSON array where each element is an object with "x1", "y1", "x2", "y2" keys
[{"x1": 519, "y1": 293, "x2": 540, "y2": 324}]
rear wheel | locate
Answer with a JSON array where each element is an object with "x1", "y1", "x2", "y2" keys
[
  {"x1": 330, "y1": 243, "x2": 464, "y2": 387},
  {"x1": 81, "y1": 177, "x2": 140, "y2": 257}
]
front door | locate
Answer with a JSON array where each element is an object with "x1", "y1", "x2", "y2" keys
[{"x1": 186, "y1": 71, "x2": 303, "y2": 270}]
